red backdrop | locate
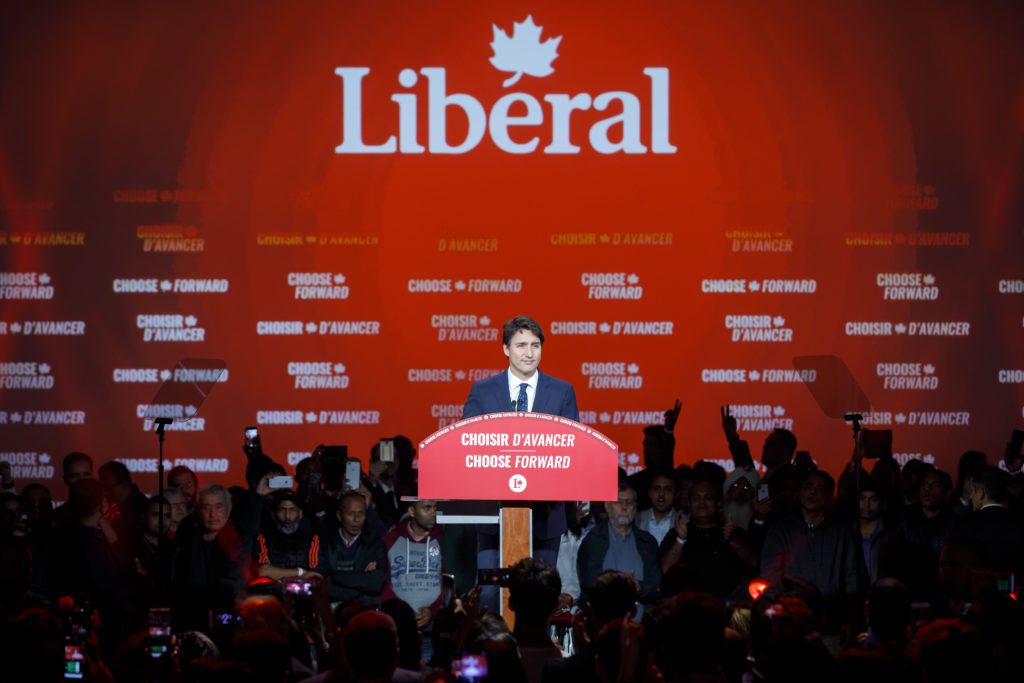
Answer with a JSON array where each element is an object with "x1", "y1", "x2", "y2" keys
[{"x1": 2, "y1": 1, "x2": 1023, "y2": 495}]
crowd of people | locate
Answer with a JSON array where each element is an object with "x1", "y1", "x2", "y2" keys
[{"x1": 1, "y1": 412, "x2": 1022, "y2": 683}]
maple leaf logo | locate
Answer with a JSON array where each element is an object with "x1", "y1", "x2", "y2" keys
[
  {"x1": 773, "y1": 316, "x2": 786, "y2": 327},
  {"x1": 160, "y1": 280, "x2": 173, "y2": 292},
  {"x1": 894, "y1": 413, "x2": 907, "y2": 424},
  {"x1": 599, "y1": 234, "x2": 611, "y2": 244},
  {"x1": 774, "y1": 405, "x2": 786, "y2": 416},
  {"x1": 334, "y1": 363, "x2": 346, "y2": 374},
  {"x1": 923, "y1": 363, "x2": 935, "y2": 375},
  {"x1": 334, "y1": 273, "x2": 346, "y2": 284},
  {"x1": 454, "y1": 280, "x2": 466, "y2": 291},
  {"x1": 305, "y1": 235, "x2": 317, "y2": 243},
  {"x1": 38, "y1": 363, "x2": 50, "y2": 374},
  {"x1": 923, "y1": 454, "x2": 935, "y2": 464},
  {"x1": 894, "y1": 323, "x2": 907, "y2": 334},
  {"x1": 479, "y1": 315, "x2": 491, "y2": 326},
  {"x1": 38, "y1": 273, "x2": 51, "y2": 285},
  {"x1": 599, "y1": 412, "x2": 612, "y2": 423},
  {"x1": 184, "y1": 315, "x2": 197, "y2": 327},
  {"x1": 627, "y1": 274, "x2": 640, "y2": 285},
  {"x1": 38, "y1": 453, "x2": 50, "y2": 464},
  {"x1": 306, "y1": 322, "x2": 318, "y2": 334},
  {"x1": 11, "y1": 412, "x2": 22, "y2": 423},
  {"x1": 305, "y1": 411, "x2": 318, "y2": 424},
  {"x1": 10, "y1": 234, "x2": 20, "y2": 243},
  {"x1": 455, "y1": 369, "x2": 467, "y2": 380},
  {"x1": 489, "y1": 15, "x2": 561, "y2": 87},
  {"x1": 160, "y1": 369, "x2": 172, "y2": 381},
  {"x1": 627, "y1": 363, "x2": 639, "y2": 374},
  {"x1": 923, "y1": 274, "x2": 935, "y2": 285},
  {"x1": 749, "y1": 370, "x2": 761, "y2": 381},
  {"x1": 626, "y1": 453, "x2": 640, "y2": 465},
  {"x1": 184, "y1": 405, "x2": 197, "y2": 417},
  {"x1": 599, "y1": 322, "x2": 611, "y2": 334},
  {"x1": 10, "y1": 322, "x2": 21, "y2": 333},
  {"x1": 748, "y1": 280, "x2": 760, "y2": 291}
]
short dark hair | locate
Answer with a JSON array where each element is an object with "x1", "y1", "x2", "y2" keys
[
  {"x1": 167, "y1": 465, "x2": 199, "y2": 487},
  {"x1": 971, "y1": 466, "x2": 1011, "y2": 504},
  {"x1": 342, "y1": 612, "x2": 398, "y2": 679},
  {"x1": 802, "y1": 469, "x2": 835, "y2": 495},
  {"x1": 502, "y1": 315, "x2": 544, "y2": 346},
  {"x1": 270, "y1": 489, "x2": 303, "y2": 512},
  {"x1": 588, "y1": 571, "x2": 640, "y2": 627},
  {"x1": 98, "y1": 460, "x2": 131, "y2": 485},
  {"x1": 62, "y1": 452, "x2": 92, "y2": 475},
  {"x1": 508, "y1": 557, "x2": 561, "y2": 623}
]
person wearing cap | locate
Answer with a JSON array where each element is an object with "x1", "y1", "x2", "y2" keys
[{"x1": 254, "y1": 490, "x2": 323, "y2": 580}]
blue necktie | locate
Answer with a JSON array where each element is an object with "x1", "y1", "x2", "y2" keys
[{"x1": 517, "y1": 383, "x2": 529, "y2": 411}]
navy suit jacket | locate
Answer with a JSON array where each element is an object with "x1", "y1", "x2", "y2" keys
[
  {"x1": 462, "y1": 370, "x2": 579, "y2": 422},
  {"x1": 462, "y1": 369, "x2": 580, "y2": 542}
]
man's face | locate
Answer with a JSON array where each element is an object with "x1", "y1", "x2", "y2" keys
[
  {"x1": 274, "y1": 500, "x2": 302, "y2": 535},
  {"x1": 688, "y1": 482, "x2": 720, "y2": 525},
  {"x1": 199, "y1": 491, "x2": 229, "y2": 535},
  {"x1": 339, "y1": 497, "x2": 367, "y2": 538},
  {"x1": 503, "y1": 329, "x2": 542, "y2": 381},
  {"x1": 164, "y1": 491, "x2": 190, "y2": 523},
  {"x1": 859, "y1": 491, "x2": 884, "y2": 522},
  {"x1": 799, "y1": 475, "x2": 832, "y2": 514},
  {"x1": 919, "y1": 473, "x2": 948, "y2": 510},
  {"x1": 410, "y1": 500, "x2": 437, "y2": 533},
  {"x1": 64, "y1": 460, "x2": 92, "y2": 489},
  {"x1": 607, "y1": 488, "x2": 637, "y2": 528},
  {"x1": 648, "y1": 476, "x2": 677, "y2": 514},
  {"x1": 169, "y1": 473, "x2": 197, "y2": 500},
  {"x1": 146, "y1": 501, "x2": 172, "y2": 537},
  {"x1": 22, "y1": 488, "x2": 51, "y2": 522}
]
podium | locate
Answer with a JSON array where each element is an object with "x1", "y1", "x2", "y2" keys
[{"x1": 418, "y1": 412, "x2": 618, "y2": 620}]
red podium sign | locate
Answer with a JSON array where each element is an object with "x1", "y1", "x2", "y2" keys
[{"x1": 418, "y1": 412, "x2": 619, "y2": 501}]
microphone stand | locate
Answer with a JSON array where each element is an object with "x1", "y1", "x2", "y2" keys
[
  {"x1": 154, "y1": 417, "x2": 173, "y2": 604},
  {"x1": 844, "y1": 413, "x2": 863, "y2": 519}
]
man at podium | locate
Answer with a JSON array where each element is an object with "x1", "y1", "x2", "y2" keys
[{"x1": 462, "y1": 315, "x2": 580, "y2": 566}]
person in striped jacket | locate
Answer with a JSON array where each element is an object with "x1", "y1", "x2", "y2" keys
[{"x1": 254, "y1": 490, "x2": 322, "y2": 580}]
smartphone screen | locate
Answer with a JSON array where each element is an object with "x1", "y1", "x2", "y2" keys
[
  {"x1": 379, "y1": 438, "x2": 395, "y2": 463},
  {"x1": 64, "y1": 642, "x2": 85, "y2": 680},
  {"x1": 345, "y1": 459, "x2": 361, "y2": 490},
  {"x1": 455, "y1": 653, "x2": 488, "y2": 681},
  {"x1": 245, "y1": 426, "x2": 259, "y2": 449},
  {"x1": 757, "y1": 484, "x2": 770, "y2": 501},
  {"x1": 282, "y1": 577, "x2": 314, "y2": 596},
  {"x1": 148, "y1": 607, "x2": 172, "y2": 638}
]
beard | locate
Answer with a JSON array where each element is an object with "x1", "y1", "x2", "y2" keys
[
  {"x1": 275, "y1": 519, "x2": 300, "y2": 535},
  {"x1": 722, "y1": 500, "x2": 754, "y2": 530}
]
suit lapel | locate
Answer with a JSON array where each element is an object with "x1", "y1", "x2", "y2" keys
[{"x1": 531, "y1": 371, "x2": 550, "y2": 414}]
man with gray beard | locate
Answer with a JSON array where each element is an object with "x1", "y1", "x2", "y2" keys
[{"x1": 254, "y1": 490, "x2": 323, "y2": 580}]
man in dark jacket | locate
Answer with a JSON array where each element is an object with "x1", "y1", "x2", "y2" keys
[
  {"x1": 254, "y1": 490, "x2": 323, "y2": 580},
  {"x1": 321, "y1": 491, "x2": 387, "y2": 605},
  {"x1": 577, "y1": 481, "x2": 660, "y2": 616}
]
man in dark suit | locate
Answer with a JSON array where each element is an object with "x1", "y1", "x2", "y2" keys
[{"x1": 462, "y1": 315, "x2": 580, "y2": 575}]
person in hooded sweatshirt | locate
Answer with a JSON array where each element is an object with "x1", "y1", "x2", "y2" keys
[{"x1": 381, "y1": 499, "x2": 444, "y2": 664}]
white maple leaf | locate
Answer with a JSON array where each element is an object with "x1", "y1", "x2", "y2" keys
[
  {"x1": 305, "y1": 235, "x2": 316, "y2": 243},
  {"x1": 923, "y1": 454, "x2": 935, "y2": 464},
  {"x1": 626, "y1": 453, "x2": 640, "y2": 464},
  {"x1": 10, "y1": 322, "x2": 21, "y2": 333},
  {"x1": 305, "y1": 411, "x2": 318, "y2": 423},
  {"x1": 599, "y1": 412, "x2": 612, "y2": 423},
  {"x1": 184, "y1": 405, "x2": 197, "y2": 417},
  {"x1": 454, "y1": 280, "x2": 466, "y2": 291},
  {"x1": 38, "y1": 363, "x2": 50, "y2": 374},
  {"x1": 11, "y1": 412, "x2": 22, "y2": 423},
  {"x1": 627, "y1": 363, "x2": 639, "y2": 374},
  {"x1": 627, "y1": 273, "x2": 639, "y2": 285},
  {"x1": 894, "y1": 323, "x2": 907, "y2": 334},
  {"x1": 599, "y1": 322, "x2": 611, "y2": 333},
  {"x1": 454, "y1": 369, "x2": 467, "y2": 380},
  {"x1": 923, "y1": 364, "x2": 935, "y2": 374},
  {"x1": 773, "y1": 316, "x2": 786, "y2": 327},
  {"x1": 599, "y1": 234, "x2": 611, "y2": 244},
  {"x1": 160, "y1": 369, "x2": 172, "y2": 381},
  {"x1": 38, "y1": 453, "x2": 50, "y2": 464},
  {"x1": 774, "y1": 405, "x2": 786, "y2": 416},
  {"x1": 306, "y1": 322, "x2": 318, "y2": 334},
  {"x1": 38, "y1": 273, "x2": 51, "y2": 284},
  {"x1": 489, "y1": 15, "x2": 561, "y2": 87},
  {"x1": 923, "y1": 274, "x2": 935, "y2": 285},
  {"x1": 894, "y1": 413, "x2": 906, "y2": 423},
  {"x1": 748, "y1": 280, "x2": 760, "y2": 291},
  {"x1": 160, "y1": 280, "x2": 173, "y2": 291},
  {"x1": 184, "y1": 315, "x2": 197, "y2": 327},
  {"x1": 334, "y1": 363, "x2": 346, "y2": 374},
  {"x1": 479, "y1": 315, "x2": 491, "y2": 326},
  {"x1": 749, "y1": 370, "x2": 761, "y2": 381},
  {"x1": 334, "y1": 273, "x2": 346, "y2": 284}
]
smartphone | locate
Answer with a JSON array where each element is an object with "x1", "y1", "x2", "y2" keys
[
  {"x1": 306, "y1": 471, "x2": 322, "y2": 495},
  {"x1": 860, "y1": 429, "x2": 892, "y2": 460},
  {"x1": 208, "y1": 607, "x2": 245, "y2": 629},
  {"x1": 477, "y1": 568, "x2": 510, "y2": 587},
  {"x1": 345, "y1": 459, "x2": 362, "y2": 491},
  {"x1": 379, "y1": 438, "x2": 395, "y2": 463},
  {"x1": 147, "y1": 607, "x2": 172, "y2": 638},
  {"x1": 995, "y1": 572, "x2": 1016, "y2": 594},
  {"x1": 282, "y1": 577, "x2": 314, "y2": 596},
  {"x1": 1010, "y1": 429, "x2": 1024, "y2": 458},
  {"x1": 729, "y1": 439, "x2": 754, "y2": 469},
  {"x1": 64, "y1": 640, "x2": 85, "y2": 680},
  {"x1": 757, "y1": 484, "x2": 770, "y2": 501},
  {"x1": 442, "y1": 572, "x2": 456, "y2": 606},
  {"x1": 244, "y1": 426, "x2": 259, "y2": 449},
  {"x1": 268, "y1": 475, "x2": 294, "y2": 489},
  {"x1": 321, "y1": 445, "x2": 349, "y2": 490},
  {"x1": 453, "y1": 653, "x2": 488, "y2": 681}
]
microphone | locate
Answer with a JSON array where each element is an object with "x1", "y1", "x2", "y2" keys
[{"x1": 843, "y1": 413, "x2": 863, "y2": 422}]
